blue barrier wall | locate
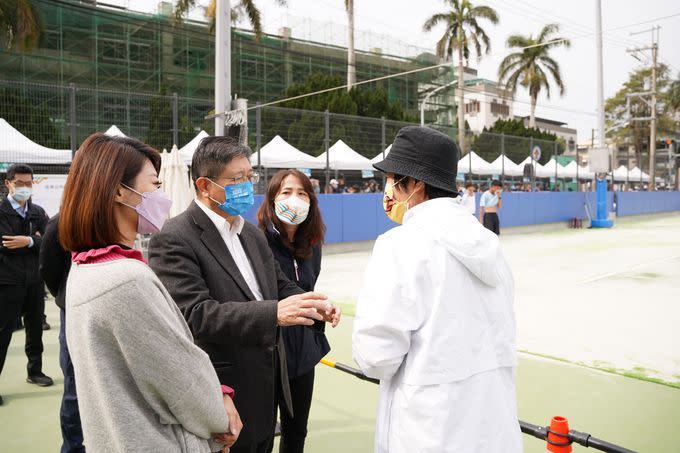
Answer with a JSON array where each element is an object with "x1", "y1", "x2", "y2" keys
[
  {"x1": 615, "y1": 191, "x2": 680, "y2": 216},
  {"x1": 243, "y1": 192, "x2": 678, "y2": 244}
]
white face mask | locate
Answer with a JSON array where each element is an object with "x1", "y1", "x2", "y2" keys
[
  {"x1": 275, "y1": 195, "x2": 310, "y2": 225},
  {"x1": 12, "y1": 186, "x2": 32, "y2": 203}
]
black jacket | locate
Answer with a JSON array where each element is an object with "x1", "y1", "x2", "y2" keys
[
  {"x1": 39, "y1": 214, "x2": 71, "y2": 310},
  {"x1": 148, "y1": 201, "x2": 314, "y2": 447},
  {"x1": 0, "y1": 197, "x2": 48, "y2": 286},
  {"x1": 264, "y1": 225, "x2": 330, "y2": 379}
]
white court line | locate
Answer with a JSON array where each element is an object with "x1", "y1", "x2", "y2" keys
[{"x1": 578, "y1": 254, "x2": 680, "y2": 285}]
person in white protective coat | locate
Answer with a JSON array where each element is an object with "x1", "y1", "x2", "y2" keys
[{"x1": 353, "y1": 126, "x2": 522, "y2": 453}]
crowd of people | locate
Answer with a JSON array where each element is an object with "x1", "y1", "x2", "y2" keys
[{"x1": 0, "y1": 126, "x2": 520, "y2": 453}]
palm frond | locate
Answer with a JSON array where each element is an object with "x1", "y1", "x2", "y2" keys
[
  {"x1": 469, "y1": 5, "x2": 499, "y2": 24},
  {"x1": 239, "y1": 0, "x2": 263, "y2": 39},
  {"x1": 423, "y1": 13, "x2": 450, "y2": 32}
]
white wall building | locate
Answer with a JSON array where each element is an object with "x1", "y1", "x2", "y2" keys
[{"x1": 462, "y1": 79, "x2": 513, "y2": 133}]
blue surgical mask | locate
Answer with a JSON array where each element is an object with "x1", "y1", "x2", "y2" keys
[{"x1": 208, "y1": 179, "x2": 254, "y2": 216}]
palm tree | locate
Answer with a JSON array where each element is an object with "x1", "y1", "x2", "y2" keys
[
  {"x1": 423, "y1": 0, "x2": 499, "y2": 150},
  {"x1": 497, "y1": 24, "x2": 570, "y2": 128},
  {"x1": 668, "y1": 74, "x2": 680, "y2": 113},
  {"x1": 345, "y1": 0, "x2": 356, "y2": 91},
  {"x1": 175, "y1": 0, "x2": 286, "y2": 39},
  {"x1": 0, "y1": 0, "x2": 42, "y2": 51}
]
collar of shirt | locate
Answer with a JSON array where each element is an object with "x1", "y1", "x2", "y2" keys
[
  {"x1": 195, "y1": 199, "x2": 244, "y2": 236},
  {"x1": 7, "y1": 194, "x2": 27, "y2": 217}
]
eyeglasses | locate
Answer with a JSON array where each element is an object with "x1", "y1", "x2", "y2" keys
[
  {"x1": 10, "y1": 180, "x2": 33, "y2": 188},
  {"x1": 214, "y1": 172, "x2": 261, "y2": 185}
]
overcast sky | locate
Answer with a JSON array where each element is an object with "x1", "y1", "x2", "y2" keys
[{"x1": 106, "y1": 0, "x2": 680, "y2": 142}]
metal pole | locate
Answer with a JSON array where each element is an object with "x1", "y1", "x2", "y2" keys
[
  {"x1": 325, "y1": 110, "x2": 330, "y2": 190},
  {"x1": 554, "y1": 141, "x2": 558, "y2": 189},
  {"x1": 172, "y1": 92, "x2": 179, "y2": 146},
  {"x1": 576, "y1": 146, "x2": 580, "y2": 190},
  {"x1": 256, "y1": 102, "x2": 262, "y2": 190},
  {"x1": 595, "y1": 0, "x2": 606, "y2": 150},
  {"x1": 627, "y1": 147, "x2": 630, "y2": 188},
  {"x1": 214, "y1": 0, "x2": 231, "y2": 136},
  {"x1": 381, "y1": 116, "x2": 386, "y2": 158},
  {"x1": 501, "y1": 133, "x2": 505, "y2": 183},
  {"x1": 68, "y1": 83, "x2": 77, "y2": 157},
  {"x1": 530, "y1": 137, "x2": 535, "y2": 191},
  {"x1": 649, "y1": 29, "x2": 657, "y2": 191}
]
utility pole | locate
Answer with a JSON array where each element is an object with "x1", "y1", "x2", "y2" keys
[
  {"x1": 214, "y1": 0, "x2": 231, "y2": 136},
  {"x1": 595, "y1": 0, "x2": 605, "y2": 149},
  {"x1": 627, "y1": 26, "x2": 659, "y2": 191}
]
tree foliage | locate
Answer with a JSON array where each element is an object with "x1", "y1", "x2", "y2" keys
[{"x1": 471, "y1": 118, "x2": 560, "y2": 164}]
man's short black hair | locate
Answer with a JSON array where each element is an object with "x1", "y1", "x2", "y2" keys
[
  {"x1": 465, "y1": 181, "x2": 476, "y2": 189},
  {"x1": 491, "y1": 180, "x2": 502, "y2": 188},
  {"x1": 6, "y1": 164, "x2": 34, "y2": 181},
  {"x1": 191, "y1": 136, "x2": 252, "y2": 187},
  {"x1": 394, "y1": 174, "x2": 458, "y2": 200}
]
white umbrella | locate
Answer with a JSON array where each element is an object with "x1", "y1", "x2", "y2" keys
[
  {"x1": 104, "y1": 125, "x2": 127, "y2": 137},
  {"x1": 162, "y1": 144, "x2": 194, "y2": 218}
]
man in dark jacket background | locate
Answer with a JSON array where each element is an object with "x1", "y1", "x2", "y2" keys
[{"x1": 0, "y1": 164, "x2": 53, "y2": 406}]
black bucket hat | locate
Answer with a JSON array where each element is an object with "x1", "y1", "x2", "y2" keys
[{"x1": 373, "y1": 126, "x2": 459, "y2": 193}]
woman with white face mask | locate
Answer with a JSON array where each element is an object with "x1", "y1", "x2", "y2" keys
[{"x1": 257, "y1": 169, "x2": 339, "y2": 453}]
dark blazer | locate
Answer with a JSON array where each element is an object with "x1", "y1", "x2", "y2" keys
[
  {"x1": 264, "y1": 225, "x2": 331, "y2": 378},
  {"x1": 0, "y1": 197, "x2": 48, "y2": 286},
  {"x1": 39, "y1": 214, "x2": 71, "y2": 310},
  {"x1": 148, "y1": 201, "x2": 306, "y2": 447}
]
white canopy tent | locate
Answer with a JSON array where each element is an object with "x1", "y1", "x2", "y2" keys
[
  {"x1": 628, "y1": 166, "x2": 650, "y2": 182},
  {"x1": 487, "y1": 155, "x2": 523, "y2": 177},
  {"x1": 179, "y1": 130, "x2": 209, "y2": 165},
  {"x1": 612, "y1": 165, "x2": 630, "y2": 181},
  {"x1": 104, "y1": 125, "x2": 127, "y2": 137},
  {"x1": 250, "y1": 135, "x2": 324, "y2": 169},
  {"x1": 0, "y1": 118, "x2": 72, "y2": 164},
  {"x1": 370, "y1": 144, "x2": 391, "y2": 164},
  {"x1": 458, "y1": 151, "x2": 494, "y2": 175},
  {"x1": 315, "y1": 140, "x2": 374, "y2": 171}
]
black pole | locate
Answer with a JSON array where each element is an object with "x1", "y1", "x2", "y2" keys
[
  {"x1": 324, "y1": 360, "x2": 637, "y2": 453},
  {"x1": 69, "y1": 83, "x2": 77, "y2": 157},
  {"x1": 172, "y1": 92, "x2": 179, "y2": 146},
  {"x1": 325, "y1": 110, "x2": 330, "y2": 191}
]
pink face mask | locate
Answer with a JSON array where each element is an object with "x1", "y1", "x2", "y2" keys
[{"x1": 120, "y1": 184, "x2": 173, "y2": 234}]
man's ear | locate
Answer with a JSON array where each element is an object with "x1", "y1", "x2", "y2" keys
[{"x1": 195, "y1": 177, "x2": 211, "y2": 198}]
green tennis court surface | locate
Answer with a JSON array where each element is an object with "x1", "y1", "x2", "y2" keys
[{"x1": 2, "y1": 214, "x2": 679, "y2": 452}]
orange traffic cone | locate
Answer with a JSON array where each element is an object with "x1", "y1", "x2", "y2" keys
[{"x1": 547, "y1": 416, "x2": 572, "y2": 452}]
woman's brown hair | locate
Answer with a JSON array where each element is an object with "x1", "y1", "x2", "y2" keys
[
  {"x1": 257, "y1": 170, "x2": 325, "y2": 259},
  {"x1": 59, "y1": 133, "x2": 161, "y2": 252}
]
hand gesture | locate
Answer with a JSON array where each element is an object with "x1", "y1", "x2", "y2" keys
[{"x1": 277, "y1": 292, "x2": 329, "y2": 326}]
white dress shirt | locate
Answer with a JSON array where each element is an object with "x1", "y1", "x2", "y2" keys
[{"x1": 195, "y1": 199, "x2": 263, "y2": 300}]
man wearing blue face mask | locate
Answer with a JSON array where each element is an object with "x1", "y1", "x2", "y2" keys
[
  {"x1": 0, "y1": 164, "x2": 54, "y2": 405},
  {"x1": 149, "y1": 136, "x2": 340, "y2": 453}
]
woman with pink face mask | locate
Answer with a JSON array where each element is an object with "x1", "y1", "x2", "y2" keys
[
  {"x1": 58, "y1": 133, "x2": 242, "y2": 453},
  {"x1": 257, "y1": 169, "x2": 339, "y2": 453}
]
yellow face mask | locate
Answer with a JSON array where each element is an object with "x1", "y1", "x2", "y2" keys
[{"x1": 383, "y1": 177, "x2": 415, "y2": 224}]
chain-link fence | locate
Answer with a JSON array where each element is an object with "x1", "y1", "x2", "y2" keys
[{"x1": 1, "y1": 79, "x2": 581, "y2": 192}]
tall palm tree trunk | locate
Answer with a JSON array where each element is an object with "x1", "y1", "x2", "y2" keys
[
  {"x1": 346, "y1": 0, "x2": 356, "y2": 91},
  {"x1": 457, "y1": 46, "x2": 465, "y2": 150},
  {"x1": 529, "y1": 95, "x2": 537, "y2": 128}
]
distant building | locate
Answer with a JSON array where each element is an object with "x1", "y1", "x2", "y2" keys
[
  {"x1": 520, "y1": 116, "x2": 577, "y2": 153},
  {"x1": 462, "y1": 79, "x2": 513, "y2": 133}
]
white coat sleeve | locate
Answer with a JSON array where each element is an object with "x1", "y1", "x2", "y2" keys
[{"x1": 352, "y1": 234, "x2": 425, "y2": 381}]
